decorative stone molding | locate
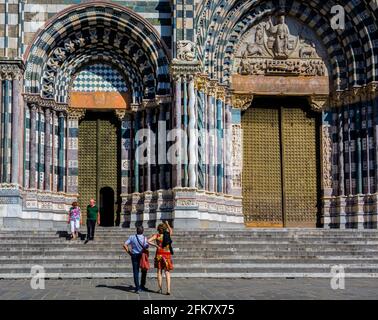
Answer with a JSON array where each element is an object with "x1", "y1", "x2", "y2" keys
[
  {"x1": 170, "y1": 61, "x2": 202, "y2": 78},
  {"x1": 156, "y1": 95, "x2": 172, "y2": 105},
  {"x1": 329, "y1": 82, "x2": 378, "y2": 107},
  {"x1": 0, "y1": 59, "x2": 25, "y2": 80},
  {"x1": 142, "y1": 99, "x2": 159, "y2": 109},
  {"x1": 321, "y1": 125, "x2": 332, "y2": 190},
  {"x1": 67, "y1": 108, "x2": 86, "y2": 121},
  {"x1": 23, "y1": 94, "x2": 68, "y2": 111},
  {"x1": 231, "y1": 93, "x2": 254, "y2": 110},
  {"x1": 308, "y1": 94, "x2": 329, "y2": 112}
]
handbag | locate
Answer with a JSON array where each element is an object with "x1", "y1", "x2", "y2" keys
[{"x1": 136, "y1": 235, "x2": 150, "y2": 270}]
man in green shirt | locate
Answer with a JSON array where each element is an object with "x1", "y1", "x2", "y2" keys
[{"x1": 86, "y1": 198, "x2": 100, "y2": 242}]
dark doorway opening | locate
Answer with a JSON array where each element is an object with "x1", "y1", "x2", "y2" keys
[{"x1": 100, "y1": 187, "x2": 115, "y2": 227}]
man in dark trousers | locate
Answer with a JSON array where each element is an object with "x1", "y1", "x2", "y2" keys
[
  {"x1": 123, "y1": 226, "x2": 149, "y2": 294},
  {"x1": 85, "y1": 198, "x2": 100, "y2": 243}
]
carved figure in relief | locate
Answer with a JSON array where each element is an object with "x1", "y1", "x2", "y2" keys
[
  {"x1": 299, "y1": 38, "x2": 317, "y2": 58},
  {"x1": 177, "y1": 40, "x2": 196, "y2": 61},
  {"x1": 265, "y1": 15, "x2": 290, "y2": 58}
]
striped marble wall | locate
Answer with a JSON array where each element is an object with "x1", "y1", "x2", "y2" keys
[{"x1": 0, "y1": 0, "x2": 173, "y2": 58}]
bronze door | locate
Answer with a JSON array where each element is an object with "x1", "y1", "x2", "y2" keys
[
  {"x1": 78, "y1": 112, "x2": 120, "y2": 226},
  {"x1": 242, "y1": 106, "x2": 318, "y2": 227}
]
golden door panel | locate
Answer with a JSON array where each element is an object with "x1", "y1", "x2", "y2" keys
[
  {"x1": 242, "y1": 107, "x2": 283, "y2": 227},
  {"x1": 78, "y1": 118, "x2": 97, "y2": 217},
  {"x1": 98, "y1": 117, "x2": 118, "y2": 197},
  {"x1": 78, "y1": 114, "x2": 119, "y2": 223},
  {"x1": 281, "y1": 107, "x2": 318, "y2": 227}
]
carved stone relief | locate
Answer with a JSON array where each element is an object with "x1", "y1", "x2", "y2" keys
[{"x1": 234, "y1": 15, "x2": 328, "y2": 77}]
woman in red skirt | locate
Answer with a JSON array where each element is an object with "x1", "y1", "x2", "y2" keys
[{"x1": 148, "y1": 221, "x2": 173, "y2": 295}]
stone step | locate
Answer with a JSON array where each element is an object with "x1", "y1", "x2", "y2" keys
[
  {"x1": 1, "y1": 229, "x2": 378, "y2": 278},
  {"x1": 0, "y1": 237, "x2": 378, "y2": 245},
  {"x1": 1, "y1": 240, "x2": 378, "y2": 250},
  {"x1": 1, "y1": 229, "x2": 378, "y2": 235},
  {"x1": 2, "y1": 257, "x2": 378, "y2": 264}
]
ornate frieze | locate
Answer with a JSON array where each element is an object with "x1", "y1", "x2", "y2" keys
[
  {"x1": 234, "y1": 15, "x2": 327, "y2": 77},
  {"x1": 23, "y1": 94, "x2": 68, "y2": 111},
  {"x1": 0, "y1": 60, "x2": 25, "y2": 80},
  {"x1": 328, "y1": 82, "x2": 378, "y2": 107}
]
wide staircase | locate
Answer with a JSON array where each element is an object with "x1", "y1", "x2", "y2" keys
[{"x1": 1, "y1": 228, "x2": 378, "y2": 279}]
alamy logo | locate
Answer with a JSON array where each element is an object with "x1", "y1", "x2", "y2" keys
[
  {"x1": 330, "y1": 5, "x2": 345, "y2": 31},
  {"x1": 330, "y1": 265, "x2": 345, "y2": 290},
  {"x1": 30, "y1": 265, "x2": 46, "y2": 290}
]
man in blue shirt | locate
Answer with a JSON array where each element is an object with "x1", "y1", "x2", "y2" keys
[{"x1": 123, "y1": 226, "x2": 149, "y2": 293}]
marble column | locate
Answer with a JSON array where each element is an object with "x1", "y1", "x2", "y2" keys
[
  {"x1": 51, "y1": 110, "x2": 58, "y2": 192},
  {"x1": 29, "y1": 104, "x2": 37, "y2": 189},
  {"x1": 197, "y1": 89, "x2": 205, "y2": 190},
  {"x1": 188, "y1": 75, "x2": 197, "y2": 188},
  {"x1": 11, "y1": 78, "x2": 22, "y2": 185},
  {"x1": 2, "y1": 80, "x2": 11, "y2": 183},
  {"x1": 208, "y1": 92, "x2": 215, "y2": 192},
  {"x1": 225, "y1": 100, "x2": 232, "y2": 195},
  {"x1": 121, "y1": 113, "x2": 132, "y2": 195},
  {"x1": 67, "y1": 110, "x2": 84, "y2": 194},
  {"x1": 57, "y1": 112, "x2": 65, "y2": 192},
  {"x1": 182, "y1": 76, "x2": 188, "y2": 187},
  {"x1": 0, "y1": 80, "x2": 2, "y2": 182},
  {"x1": 37, "y1": 107, "x2": 44, "y2": 190},
  {"x1": 158, "y1": 103, "x2": 167, "y2": 190},
  {"x1": 146, "y1": 107, "x2": 154, "y2": 191},
  {"x1": 44, "y1": 108, "x2": 51, "y2": 191},
  {"x1": 216, "y1": 97, "x2": 223, "y2": 193},
  {"x1": 174, "y1": 75, "x2": 182, "y2": 187},
  {"x1": 134, "y1": 111, "x2": 141, "y2": 193}
]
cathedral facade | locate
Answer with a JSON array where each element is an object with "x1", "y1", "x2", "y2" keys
[{"x1": 0, "y1": 0, "x2": 377, "y2": 229}]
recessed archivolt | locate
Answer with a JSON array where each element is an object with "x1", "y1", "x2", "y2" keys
[
  {"x1": 196, "y1": 0, "x2": 378, "y2": 90},
  {"x1": 24, "y1": 2, "x2": 170, "y2": 102},
  {"x1": 61, "y1": 52, "x2": 144, "y2": 105},
  {"x1": 55, "y1": 47, "x2": 145, "y2": 104}
]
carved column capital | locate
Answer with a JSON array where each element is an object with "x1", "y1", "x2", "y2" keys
[
  {"x1": 114, "y1": 109, "x2": 127, "y2": 121},
  {"x1": 207, "y1": 80, "x2": 218, "y2": 97},
  {"x1": 231, "y1": 93, "x2": 254, "y2": 110},
  {"x1": 216, "y1": 85, "x2": 227, "y2": 102},
  {"x1": 0, "y1": 59, "x2": 25, "y2": 80},
  {"x1": 308, "y1": 94, "x2": 329, "y2": 112},
  {"x1": 195, "y1": 75, "x2": 208, "y2": 92}
]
